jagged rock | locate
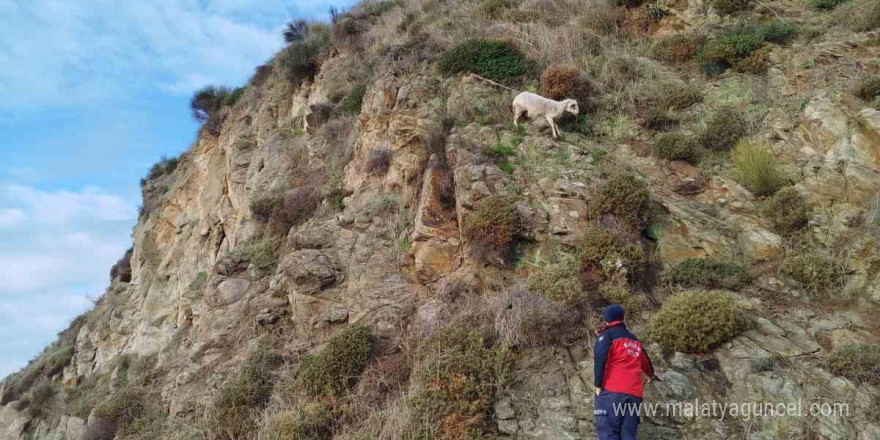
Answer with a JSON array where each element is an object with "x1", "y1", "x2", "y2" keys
[
  {"x1": 495, "y1": 398, "x2": 516, "y2": 420},
  {"x1": 274, "y1": 250, "x2": 338, "y2": 295},
  {"x1": 209, "y1": 278, "x2": 250, "y2": 307},
  {"x1": 287, "y1": 221, "x2": 342, "y2": 250},
  {"x1": 255, "y1": 309, "x2": 279, "y2": 326}
]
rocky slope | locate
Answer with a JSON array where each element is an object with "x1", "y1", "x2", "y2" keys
[{"x1": 2, "y1": 0, "x2": 880, "y2": 439}]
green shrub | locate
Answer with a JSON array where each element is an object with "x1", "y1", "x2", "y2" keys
[
  {"x1": 337, "y1": 84, "x2": 367, "y2": 115},
  {"x1": 251, "y1": 186, "x2": 320, "y2": 236},
  {"x1": 295, "y1": 326, "x2": 374, "y2": 398},
  {"x1": 649, "y1": 33, "x2": 706, "y2": 64},
  {"x1": 190, "y1": 86, "x2": 234, "y2": 122},
  {"x1": 761, "y1": 186, "x2": 810, "y2": 235},
  {"x1": 437, "y1": 39, "x2": 533, "y2": 84},
  {"x1": 231, "y1": 240, "x2": 276, "y2": 271},
  {"x1": 578, "y1": 225, "x2": 645, "y2": 292},
  {"x1": 92, "y1": 386, "x2": 164, "y2": 440},
  {"x1": 589, "y1": 168, "x2": 650, "y2": 226},
  {"x1": 283, "y1": 19, "x2": 310, "y2": 43},
  {"x1": 263, "y1": 403, "x2": 336, "y2": 440},
  {"x1": 699, "y1": 28, "x2": 765, "y2": 75},
  {"x1": 647, "y1": 290, "x2": 743, "y2": 352},
  {"x1": 527, "y1": 254, "x2": 582, "y2": 305},
  {"x1": 45, "y1": 344, "x2": 74, "y2": 377},
  {"x1": 733, "y1": 140, "x2": 783, "y2": 196},
  {"x1": 142, "y1": 155, "x2": 180, "y2": 185},
  {"x1": 463, "y1": 195, "x2": 518, "y2": 266},
  {"x1": 540, "y1": 65, "x2": 598, "y2": 113},
  {"x1": 599, "y1": 278, "x2": 645, "y2": 319},
  {"x1": 279, "y1": 25, "x2": 329, "y2": 84},
  {"x1": 643, "y1": 110, "x2": 680, "y2": 131},
  {"x1": 758, "y1": 20, "x2": 797, "y2": 44},
  {"x1": 410, "y1": 327, "x2": 512, "y2": 440},
  {"x1": 826, "y1": 343, "x2": 880, "y2": 385},
  {"x1": 698, "y1": 106, "x2": 749, "y2": 151},
  {"x1": 109, "y1": 248, "x2": 133, "y2": 282},
  {"x1": 27, "y1": 383, "x2": 57, "y2": 418},
  {"x1": 668, "y1": 258, "x2": 752, "y2": 290},
  {"x1": 474, "y1": 0, "x2": 518, "y2": 18},
  {"x1": 714, "y1": 0, "x2": 751, "y2": 15},
  {"x1": 855, "y1": 75, "x2": 880, "y2": 106},
  {"x1": 782, "y1": 253, "x2": 845, "y2": 300},
  {"x1": 211, "y1": 345, "x2": 283, "y2": 440},
  {"x1": 811, "y1": 0, "x2": 849, "y2": 9},
  {"x1": 654, "y1": 132, "x2": 700, "y2": 163}
]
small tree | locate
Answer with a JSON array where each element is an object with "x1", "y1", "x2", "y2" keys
[
  {"x1": 284, "y1": 19, "x2": 310, "y2": 43},
  {"x1": 190, "y1": 86, "x2": 231, "y2": 122}
]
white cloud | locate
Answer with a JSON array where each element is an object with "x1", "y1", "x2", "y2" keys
[
  {"x1": 0, "y1": 208, "x2": 24, "y2": 229},
  {"x1": 4, "y1": 185, "x2": 136, "y2": 224}
]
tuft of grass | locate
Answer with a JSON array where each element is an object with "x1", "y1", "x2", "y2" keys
[
  {"x1": 826, "y1": 343, "x2": 880, "y2": 385},
  {"x1": 90, "y1": 386, "x2": 164, "y2": 440},
  {"x1": 337, "y1": 84, "x2": 367, "y2": 115},
  {"x1": 26, "y1": 383, "x2": 57, "y2": 418},
  {"x1": 231, "y1": 240, "x2": 276, "y2": 271},
  {"x1": 761, "y1": 186, "x2": 810, "y2": 235},
  {"x1": 782, "y1": 252, "x2": 845, "y2": 300},
  {"x1": 699, "y1": 21, "x2": 794, "y2": 75},
  {"x1": 647, "y1": 290, "x2": 744, "y2": 353},
  {"x1": 142, "y1": 155, "x2": 180, "y2": 185},
  {"x1": 437, "y1": 39, "x2": 534, "y2": 85},
  {"x1": 588, "y1": 168, "x2": 650, "y2": 226},
  {"x1": 732, "y1": 140, "x2": 783, "y2": 197},
  {"x1": 110, "y1": 248, "x2": 133, "y2": 283},
  {"x1": 698, "y1": 106, "x2": 749, "y2": 151},
  {"x1": 811, "y1": 0, "x2": 849, "y2": 9},
  {"x1": 649, "y1": 33, "x2": 706, "y2": 64},
  {"x1": 667, "y1": 258, "x2": 752, "y2": 290},
  {"x1": 463, "y1": 195, "x2": 518, "y2": 267},
  {"x1": 278, "y1": 24, "x2": 329, "y2": 84},
  {"x1": 577, "y1": 225, "x2": 645, "y2": 293},
  {"x1": 714, "y1": 0, "x2": 751, "y2": 15},
  {"x1": 653, "y1": 132, "x2": 700, "y2": 163},
  {"x1": 855, "y1": 76, "x2": 880, "y2": 108},
  {"x1": 210, "y1": 345, "x2": 283, "y2": 440},
  {"x1": 409, "y1": 327, "x2": 512, "y2": 440},
  {"x1": 294, "y1": 326, "x2": 374, "y2": 398},
  {"x1": 263, "y1": 403, "x2": 336, "y2": 440}
]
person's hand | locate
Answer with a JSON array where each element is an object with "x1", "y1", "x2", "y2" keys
[{"x1": 594, "y1": 388, "x2": 601, "y2": 396}]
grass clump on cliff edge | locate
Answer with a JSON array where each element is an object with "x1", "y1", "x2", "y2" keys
[
  {"x1": 762, "y1": 186, "x2": 810, "y2": 235},
  {"x1": 437, "y1": 39, "x2": 533, "y2": 85},
  {"x1": 826, "y1": 343, "x2": 880, "y2": 385},
  {"x1": 668, "y1": 258, "x2": 752, "y2": 290},
  {"x1": 263, "y1": 403, "x2": 336, "y2": 440},
  {"x1": 855, "y1": 75, "x2": 880, "y2": 109},
  {"x1": 647, "y1": 290, "x2": 744, "y2": 353},
  {"x1": 410, "y1": 327, "x2": 512, "y2": 440},
  {"x1": 88, "y1": 386, "x2": 164, "y2": 440},
  {"x1": 782, "y1": 252, "x2": 845, "y2": 300},
  {"x1": 654, "y1": 132, "x2": 700, "y2": 164},
  {"x1": 337, "y1": 84, "x2": 367, "y2": 115},
  {"x1": 463, "y1": 195, "x2": 519, "y2": 267},
  {"x1": 698, "y1": 106, "x2": 749, "y2": 151},
  {"x1": 589, "y1": 167, "x2": 650, "y2": 227},
  {"x1": 279, "y1": 24, "x2": 329, "y2": 84},
  {"x1": 733, "y1": 140, "x2": 784, "y2": 197},
  {"x1": 699, "y1": 21, "x2": 794, "y2": 75},
  {"x1": 295, "y1": 325, "x2": 374, "y2": 398},
  {"x1": 210, "y1": 345, "x2": 283, "y2": 440}
]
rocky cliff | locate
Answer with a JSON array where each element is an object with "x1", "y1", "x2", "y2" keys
[{"x1": 3, "y1": 0, "x2": 880, "y2": 439}]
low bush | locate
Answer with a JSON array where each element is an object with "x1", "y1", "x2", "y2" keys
[
  {"x1": 758, "y1": 20, "x2": 797, "y2": 44},
  {"x1": 27, "y1": 383, "x2": 56, "y2": 417},
  {"x1": 437, "y1": 39, "x2": 533, "y2": 85},
  {"x1": 283, "y1": 19, "x2": 310, "y2": 43},
  {"x1": 295, "y1": 326, "x2": 374, "y2": 398},
  {"x1": 643, "y1": 110, "x2": 680, "y2": 131},
  {"x1": 834, "y1": 0, "x2": 880, "y2": 32},
  {"x1": 190, "y1": 86, "x2": 236, "y2": 122},
  {"x1": 663, "y1": 85, "x2": 704, "y2": 110},
  {"x1": 366, "y1": 147, "x2": 393, "y2": 175},
  {"x1": 110, "y1": 248, "x2": 133, "y2": 283},
  {"x1": 647, "y1": 290, "x2": 744, "y2": 352},
  {"x1": 732, "y1": 45, "x2": 770, "y2": 74},
  {"x1": 826, "y1": 343, "x2": 880, "y2": 385},
  {"x1": 474, "y1": 0, "x2": 518, "y2": 19},
  {"x1": 588, "y1": 168, "x2": 650, "y2": 226},
  {"x1": 91, "y1": 386, "x2": 163, "y2": 440},
  {"x1": 733, "y1": 140, "x2": 783, "y2": 196},
  {"x1": 649, "y1": 33, "x2": 706, "y2": 64},
  {"x1": 599, "y1": 278, "x2": 645, "y2": 319},
  {"x1": 250, "y1": 64, "x2": 274, "y2": 87},
  {"x1": 714, "y1": 0, "x2": 751, "y2": 15},
  {"x1": 231, "y1": 240, "x2": 276, "y2": 271},
  {"x1": 540, "y1": 66, "x2": 597, "y2": 113},
  {"x1": 578, "y1": 225, "x2": 645, "y2": 293},
  {"x1": 210, "y1": 345, "x2": 283, "y2": 440},
  {"x1": 463, "y1": 195, "x2": 518, "y2": 266},
  {"x1": 698, "y1": 106, "x2": 749, "y2": 151},
  {"x1": 811, "y1": 0, "x2": 848, "y2": 9},
  {"x1": 45, "y1": 345, "x2": 74, "y2": 377},
  {"x1": 253, "y1": 186, "x2": 320, "y2": 235},
  {"x1": 527, "y1": 254, "x2": 583, "y2": 305},
  {"x1": 761, "y1": 186, "x2": 810, "y2": 235},
  {"x1": 855, "y1": 75, "x2": 880, "y2": 107},
  {"x1": 493, "y1": 287, "x2": 585, "y2": 348},
  {"x1": 410, "y1": 327, "x2": 512, "y2": 439},
  {"x1": 668, "y1": 258, "x2": 752, "y2": 290},
  {"x1": 782, "y1": 253, "x2": 845, "y2": 300},
  {"x1": 279, "y1": 25, "x2": 329, "y2": 84},
  {"x1": 263, "y1": 403, "x2": 336, "y2": 440},
  {"x1": 653, "y1": 132, "x2": 700, "y2": 163},
  {"x1": 337, "y1": 84, "x2": 367, "y2": 115},
  {"x1": 699, "y1": 21, "x2": 794, "y2": 75}
]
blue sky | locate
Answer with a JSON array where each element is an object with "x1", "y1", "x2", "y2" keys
[{"x1": 0, "y1": 0, "x2": 358, "y2": 379}]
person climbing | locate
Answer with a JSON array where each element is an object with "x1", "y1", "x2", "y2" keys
[{"x1": 593, "y1": 304, "x2": 658, "y2": 440}]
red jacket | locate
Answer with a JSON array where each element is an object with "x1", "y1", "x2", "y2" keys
[{"x1": 594, "y1": 321, "x2": 654, "y2": 398}]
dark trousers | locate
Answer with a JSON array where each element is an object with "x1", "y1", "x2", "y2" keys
[{"x1": 594, "y1": 390, "x2": 642, "y2": 440}]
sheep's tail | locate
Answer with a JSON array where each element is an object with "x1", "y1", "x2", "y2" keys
[{"x1": 469, "y1": 74, "x2": 521, "y2": 93}]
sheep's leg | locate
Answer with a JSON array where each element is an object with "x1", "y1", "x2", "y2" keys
[
  {"x1": 547, "y1": 116, "x2": 558, "y2": 139},
  {"x1": 513, "y1": 106, "x2": 524, "y2": 127}
]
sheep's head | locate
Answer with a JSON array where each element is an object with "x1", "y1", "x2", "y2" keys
[{"x1": 564, "y1": 99, "x2": 579, "y2": 116}]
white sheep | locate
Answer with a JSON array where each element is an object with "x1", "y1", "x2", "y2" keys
[{"x1": 512, "y1": 92, "x2": 579, "y2": 139}]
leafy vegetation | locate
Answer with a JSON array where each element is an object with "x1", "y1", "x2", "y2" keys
[
  {"x1": 649, "y1": 33, "x2": 705, "y2": 63},
  {"x1": 110, "y1": 248, "x2": 133, "y2": 283},
  {"x1": 527, "y1": 254, "x2": 582, "y2": 305},
  {"x1": 338, "y1": 84, "x2": 368, "y2": 115},
  {"x1": 588, "y1": 168, "x2": 650, "y2": 226},
  {"x1": 855, "y1": 75, "x2": 880, "y2": 108},
  {"x1": 714, "y1": 0, "x2": 751, "y2": 15},
  {"x1": 699, "y1": 21, "x2": 794, "y2": 75},
  {"x1": 278, "y1": 24, "x2": 330, "y2": 84},
  {"x1": 463, "y1": 195, "x2": 518, "y2": 266},
  {"x1": 540, "y1": 65, "x2": 596, "y2": 112},
  {"x1": 761, "y1": 187, "x2": 810, "y2": 235},
  {"x1": 733, "y1": 140, "x2": 783, "y2": 196},
  {"x1": 654, "y1": 132, "x2": 700, "y2": 163},
  {"x1": 826, "y1": 343, "x2": 880, "y2": 385},
  {"x1": 366, "y1": 147, "x2": 393, "y2": 174},
  {"x1": 209, "y1": 345, "x2": 283, "y2": 440},
  {"x1": 782, "y1": 252, "x2": 845, "y2": 300},
  {"x1": 294, "y1": 326, "x2": 374, "y2": 398},
  {"x1": 698, "y1": 106, "x2": 749, "y2": 151},
  {"x1": 668, "y1": 258, "x2": 752, "y2": 290},
  {"x1": 263, "y1": 403, "x2": 336, "y2": 440},
  {"x1": 142, "y1": 155, "x2": 180, "y2": 185},
  {"x1": 231, "y1": 240, "x2": 276, "y2": 271},
  {"x1": 190, "y1": 86, "x2": 241, "y2": 122},
  {"x1": 437, "y1": 39, "x2": 533, "y2": 84},
  {"x1": 577, "y1": 225, "x2": 645, "y2": 293},
  {"x1": 647, "y1": 290, "x2": 744, "y2": 353},
  {"x1": 810, "y1": 0, "x2": 849, "y2": 10}
]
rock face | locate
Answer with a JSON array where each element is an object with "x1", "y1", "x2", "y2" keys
[{"x1": 3, "y1": 6, "x2": 880, "y2": 440}]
